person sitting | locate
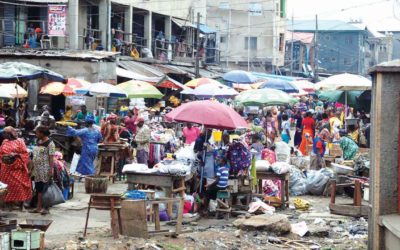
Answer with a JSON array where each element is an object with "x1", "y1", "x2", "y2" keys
[
  {"x1": 204, "y1": 157, "x2": 229, "y2": 211},
  {"x1": 74, "y1": 105, "x2": 88, "y2": 122}
]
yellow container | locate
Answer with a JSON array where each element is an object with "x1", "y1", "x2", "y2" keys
[{"x1": 213, "y1": 130, "x2": 222, "y2": 142}]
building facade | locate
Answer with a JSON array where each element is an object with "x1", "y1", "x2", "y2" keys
[
  {"x1": 283, "y1": 31, "x2": 314, "y2": 77},
  {"x1": 205, "y1": 0, "x2": 287, "y2": 72}
]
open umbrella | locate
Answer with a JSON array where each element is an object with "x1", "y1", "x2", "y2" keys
[
  {"x1": 236, "y1": 89, "x2": 298, "y2": 107},
  {"x1": 223, "y1": 70, "x2": 259, "y2": 90},
  {"x1": 0, "y1": 62, "x2": 65, "y2": 83},
  {"x1": 318, "y1": 90, "x2": 363, "y2": 106},
  {"x1": 63, "y1": 78, "x2": 91, "y2": 96},
  {"x1": 40, "y1": 82, "x2": 66, "y2": 96},
  {"x1": 0, "y1": 84, "x2": 28, "y2": 98},
  {"x1": 117, "y1": 80, "x2": 163, "y2": 99},
  {"x1": 166, "y1": 100, "x2": 247, "y2": 130},
  {"x1": 291, "y1": 80, "x2": 316, "y2": 93},
  {"x1": 185, "y1": 78, "x2": 221, "y2": 88},
  {"x1": 182, "y1": 82, "x2": 238, "y2": 99},
  {"x1": 259, "y1": 79, "x2": 299, "y2": 93},
  {"x1": 315, "y1": 73, "x2": 372, "y2": 91},
  {"x1": 75, "y1": 82, "x2": 127, "y2": 98}
]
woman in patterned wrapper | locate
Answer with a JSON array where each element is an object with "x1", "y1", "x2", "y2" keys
[{"x1": 0, "y1": 126, "x2": 32, "y2": 210}]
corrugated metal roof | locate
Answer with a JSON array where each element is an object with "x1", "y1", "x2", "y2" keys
[
  {"x1": 117, "y1": 60, "x2": 164, "y2": 78},
  {"x1": 286, "y1": 31, "x2": 314, "y2": 44},
  {"x1": 154, "y1": 64, "x2": 189, "y2": 75},
  {"x1": 16, "y1": 0, "x2": 68, "y2": 3},
  {"x1": 291, "y1": 20, "x2": 364, "y2": 32}
]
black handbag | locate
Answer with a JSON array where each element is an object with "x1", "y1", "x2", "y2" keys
[{"x1": 2, "y1": 155, "x2": 17, "y2": 165}]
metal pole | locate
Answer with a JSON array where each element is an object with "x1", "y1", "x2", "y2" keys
[
  {"x1": 290, "y1": 13, "x2": 294, "y2": 76},
  {"x1": 247, "y1": 12, "x2": 250, "y2": 71},
  {"x1": 226, "y1": 8, "x2": 231, "y2": 69},
  {"x1": 195, "y1": 12, "x2": 201, "y2": 78},
  {"x1": 314, "y1": 14, "x2": 319, "y2": 82}
]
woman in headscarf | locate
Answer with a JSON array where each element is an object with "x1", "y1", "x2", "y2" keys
[
  {"x1": 0, "y1": 126, "x2": 31, "y2": 210},
  {"x1": 339, "y1": 135, "x2": 359, "y2": 160},
  {"x1": 67, "y1": 115, "x2": 102, "y2": 175},
  {"x1": 101, "y1": 113, "x2": 119, "y2": 144},
  {"x1": 299, "y1": 111, "x2": 315, "y2": 155}
]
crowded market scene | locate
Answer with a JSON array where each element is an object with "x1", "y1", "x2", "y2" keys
[{"x1": 0, "y1": 61, "x2": 374, "y2": 249}]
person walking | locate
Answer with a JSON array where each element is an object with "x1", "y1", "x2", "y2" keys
[
  {"x1": 135, "y1": 118, "x2": 151, "y2": 164},
  {"x1": 31, "y1": 126, "x2": 56, "y2": 214}
]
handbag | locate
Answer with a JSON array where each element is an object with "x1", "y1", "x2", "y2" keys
[
  {"x1": 42, "y1": 181, "x2": 65, "y2": 207},
  {"x1": 2, "y1": 155, "x2": 17, "y2": 165}
]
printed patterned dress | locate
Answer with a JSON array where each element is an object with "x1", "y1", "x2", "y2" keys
[{"x1": 0, "y1": 138, "x2": 32, "y2": 202}]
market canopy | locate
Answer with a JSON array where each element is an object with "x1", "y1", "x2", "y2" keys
[
  {"x1": 75, "y1": 82, "x2": 127, "y2": 98},
  {"x1": 236, "y1": 89, "x2": 298, "y2": 106},
  {"x1": 291, "y1": 80, "x2": 316, "y2": 93},
  {"x1": 223, "y1": 70, "x2": 259, "y2": 90},
  {"x1": 315, "y1": 73, "x2": 372, "y2": 91},
  {"x1": 185, "y1": 78, "x2": 221, "y2": 88},
  {"x1": 0, "y1": 62, "x2": 65, "y2": 83},
  {"x1": 117, "y1": 80, "x2": 163, "y2": 99},
  {"x1": 63, "y1": 78, "x2": 91, "y2": 96},
  {"x1": 0, "y1": 84, "x2": 28, "y2": 99},
  {"x1": 318, "y1": 90, "x2": 364, "y2": 107},
  {"x1": 40, "y1": 82, "x2": 66, "y2": 96},
  {"x1": 259, "y1": 79, "x2": 299, "y2": 93},
  {"x1": 166, "y1": 100, "x2": 247, "y2": 130},
  {"x1": 182, "y1": 82, "x2": 238, "y2": 99}
]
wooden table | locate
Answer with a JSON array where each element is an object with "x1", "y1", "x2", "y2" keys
[
  {"x1": 97, "y1": 143, "x2": 128, "y2": 183},
  {"x1": 256, "y1": 171, "x2": 290, "y2": 209},
  {"x1": 125, "y1": 172, "x2": 190, "y2": 217}
]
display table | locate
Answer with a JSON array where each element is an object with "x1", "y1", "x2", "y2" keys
[
  {"x1": 97, "y1": 143, "x2": 128, "y2": 183},
  {"x1": 125, "y1": 171, "x2": 191, "y2": 216},
  {"x1": 255, "y1": 171, "x2": 290, "y2": 209}
]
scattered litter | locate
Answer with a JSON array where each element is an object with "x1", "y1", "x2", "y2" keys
[
  {"x1": 294, "y1": 198, "x2": 310, "y2": 211},
  {"x1": 248, "y1": 199, "x2": 275, "y2": 214},
  {"x1": 291, "y1": 221, "x2": 309, "y2": 237}
]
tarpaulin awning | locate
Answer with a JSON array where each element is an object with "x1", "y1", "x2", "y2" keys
[
  {"x1": 0, "y1": 62, "x2": 65, "y2": 83},
  {"x1": 172, "y1": 18, "x2": 196, "y2": 28},
  {"x1": 199, "y1": 24, "x2": 216, "y2": 34}
]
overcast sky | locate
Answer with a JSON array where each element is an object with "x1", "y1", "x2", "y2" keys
[{"x1": 287, "y1": 0, "x2": 400, "y2": 31}]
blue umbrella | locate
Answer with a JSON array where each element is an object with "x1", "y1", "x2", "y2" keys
[
  {"x1": 222, "y1": 70, "x2": 258, "y2": 83},
  {"x1": 0, "y1": 62, "x2": 65, "y2": 83},
  {"x1": 259, "y1": 79, "x2": 299, "y2": 93}
]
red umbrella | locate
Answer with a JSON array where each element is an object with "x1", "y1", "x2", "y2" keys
[{"x1": 166, "y1": 100, "x2": 247, "y2": 130}]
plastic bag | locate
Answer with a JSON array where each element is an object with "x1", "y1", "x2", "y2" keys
[
  {"x1": 271, "y1": 162, "x2": 291, "y2": 174},
  {"x1": 290, "y1": 156, "x2": 310, "y2": 171},
  {"x1": 70, "y1": 153, "x2": 80, "y2": 174},
  {"x1": 209, "y1": 199, "x2": 217, "y2": 212},
  {"x1": 289, "y1": 167, "x2": 307, "y2": 196},
  {"x1": 256, "y1": 160, "x2": 271, "y2": 171},
  {"x1": 274, "y1": 141, "x2": 291, "y2": 163},
  {"x1": 42, "y1": 182, "x2": 65, "y2": 207},
  {"x1": 306, "y1": 170, "x2": 330, "y2": 195}
]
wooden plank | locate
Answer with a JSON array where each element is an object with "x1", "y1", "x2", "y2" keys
[
  {"x1": 153, "y1": 204, "x2": 160, "y2": 231},
  {"x1": 175, "y1": 198, "x2": 184, "y2": 234},
  {"x1": 126, "y1": 174, "x2": 174, "y2": 187},
  {"x1": 120, "y1": 200, "x2": 148, "y2": 238},
  {"x1": 329, "y1": 203, "x2": 369, "y2": 217}
]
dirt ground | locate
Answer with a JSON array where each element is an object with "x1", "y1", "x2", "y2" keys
[{"x1": 2, "y1": 181, "x2": 368, "y2": 250}]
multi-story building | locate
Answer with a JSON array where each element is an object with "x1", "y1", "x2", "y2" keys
[{"x1": 205, "y1": 0, "x2": 287, "y2": 72}]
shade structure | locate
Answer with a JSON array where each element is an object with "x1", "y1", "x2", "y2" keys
[
  {"x1": 182, "y1": 82, "x2": 238, "y2": 99},
  {"x1": 0, "y1": 62, "x2": 65, "y2": 83},
  {"x1": 185, "y1": 78, "x2": 221, "y2": 88},
  {"x1": 165, "y1": 100, "x2": 248, "y2": 130},
  {"x1": 75, "y1": 82, "x2": 127, "y2": 98},
  {"x1": 117, "y1": 80, "x2": 163, "y2": 99},
  {"x1": 291, "y1": 80, "x2": 316, "y2": 93},
  {"x1": 0, "y1": 84, "x2": 28, "y2": 98},
  {"x1": 63, "y1": 78, "x2": 91, "y2": 96},
  {"x1": 236, "y1": 89, "x2": 298, "y2": 106},
  {"x1": 223, "y1": 70, "x2": 258, "y2": 83},
  {"x1": 40, "y1": 82, "x2": 66, "y2": 96},
  {"x1": 290, "y1": 88, "x2": 309, "y2": 97},
  {"x1": 318, "y1": 90, "x2": 363, "y2": 107},
  {"x1": 259, "y1": 79, "x2": 299, "y2": 93},
  {"x1": 315, "y1": 73, "x2": 372, "y2": 91}
]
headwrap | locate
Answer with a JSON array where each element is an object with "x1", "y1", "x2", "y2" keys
[
  {"x1": 4, "y1": 126, "x2": 17, "y2": 139},
  {"x1": 85, "y1": 114, "x2": 95, "y2": 123},
  {"x1": 319, "y1": 128, "x2": 331, "y2": 141}
]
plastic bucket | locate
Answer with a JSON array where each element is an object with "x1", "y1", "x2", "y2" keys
[{"x1": 213, "y1": 130, "x2": 222, "y2": 142}]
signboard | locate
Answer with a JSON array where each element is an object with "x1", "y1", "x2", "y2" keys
[
  {"x1": 48, "y1": 5, "x2": 67, "y2": 36},
  {"x1": 248, "y1": 3, "x2": 263, "y2": 16}
]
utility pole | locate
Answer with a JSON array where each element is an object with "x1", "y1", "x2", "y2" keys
[
  {"x1": 226, "y1": 8, "x2": 231, "y2": 69},
  {"x1": 247, "y1": 12, "x2": 250, "y2": 71},
  {"x1": 314, "y1": 14, "x2": 319, "y2": 82},
  {"x1": 195, "y1": 12, "x2": 201, "y2": 78},
  {"x1": 290, "y1": 13, "x2": 294, "y2": 76}
]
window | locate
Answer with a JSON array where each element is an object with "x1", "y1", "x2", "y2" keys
[
  {"x1": 245, "y1": 37, "x2": 257, "y2": 50},
  {"x1": 325, "y1": 35, "x2": 331, "y2": 41},
  {"x1": 331, "y1": 57, "x2": 337, "y2": 62},
  {"x1": 279, "y1": 33, "x2": 285, "y2": 51},
  {"x1": 344, "y1": 58, "x2": 352, "y2": 65},
  {"x1": 345, "y1": 36, "x2": 353, "y2": 45},
  {"x1": 220, "y1": 35, "x2": 227, "y2": 43}
]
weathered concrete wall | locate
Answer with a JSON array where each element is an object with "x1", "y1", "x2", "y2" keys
[{"x1": 369, "y1": 69, "x2": 400, "y2": 249}]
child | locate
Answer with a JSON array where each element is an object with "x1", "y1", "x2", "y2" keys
[
  {"x1": 310, "y1": 129, "x2": 330, "y2": 170},
  {"x1": 204, "y1": 157, "x2": 229, "y2": 211},
  {"x1": 281, "y1": 114, "x2": 291, "y2": 144},
  {"x1": 250, "y1": 134, "x2": 264, "y2": 160}
]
